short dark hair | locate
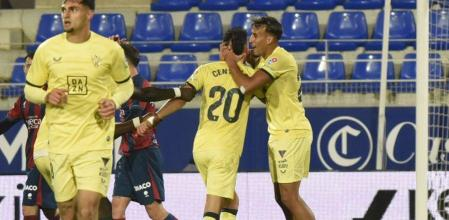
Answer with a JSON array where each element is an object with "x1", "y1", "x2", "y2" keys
[
  {"x1": 223, "y1": 27, "x2": 247, "y2": 55},
  {"x1": 25, "y1": 51, "x2": 34, "y2": 60},
  {"x1": 63, "y1": 0, "x2": 95, "y2": 10},
  {"x1": 252, "y1": 16, "x2": 283, "y2": 40},
  {"x1": 119, "y1": 41, "x2": 140, "y2": 67}
]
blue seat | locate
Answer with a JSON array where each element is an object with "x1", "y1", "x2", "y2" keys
[
  {"x1": 231, "y1": 12, "x2": 268, "y2": 36},
  {"x1": 156, "y1": 55, "x2": 198, "y2": 82},
  {"x1": 151, "y1": 0, "x2": 192, "y2": 11},
  {"x1": 391, "y1": 0, "x2": 416, "y2": 8},
  {"x1": 284, "y1": 0, "x2": 297, "y2": 5},
  {"x1": 365, "y1": 10, "x2": 416, "y2": 51},
  {"x1": 351, "y1": 53, "x2": 395, "y2": 93},
  {"x1": 27, "y1": 14, "x2": 63, "y2": 52},
  {"x1": 343, "y1": 0, "x2": 384, "y2": 9},
  {"x1": 280, "y1": 12, "x2": 320, "y2": 51},
  {"x1": 171, "y1": 13, "x2": 223, "y2": 52},
  {"x1": 131, "y1": 13, "x2": 174, "y2": 52},
  {"x1": 319, "y1": 11, "x2": 368, "y2": 51},
  {"x1": 2, "y1": 57, "x2": 26, "y2": 98},
  {"x1": 199, "y1": 0, "x2": 240, "y2": 10},
  {"x1": 295, "y1": 0, "x2": 337, "y2": 10},
  {"x1": 237, "y1": 0, "x2": 248, "y2": 5},
  {"x1": 397, "y1": 53, "x2": 444, "y2": 92},
  {"x1": 91, "y1": 13, "x2": 126, "y2": 39},
  {"x1": 247, "y1": 0, "x2": 287, "y2": 10},
  {"x1": 188, "y1": 0, "x2": 201, "y2": 6},
  {"x1": 430, "y1": 10, "x2": 449, "y2": 50},
  {"x1": 209, "y1": 54, "x2": 220, "y2": 61},
  {"x1": 302, "y1": 53, "x2": 345, "y2": 93},
  {"x1": 138, "y1": 55, "x2": 152, "y2": 81}
]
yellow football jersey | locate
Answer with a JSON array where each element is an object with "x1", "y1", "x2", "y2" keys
[
  {"x1": 188, "y1": 61, "x2": 255, "y2": 155},
  {"x1": 258, "y1": 47, "x2": 312, "y2": 136},
  {"x1": 26, "y1": 32, "x2": 131, "y2": 153}
]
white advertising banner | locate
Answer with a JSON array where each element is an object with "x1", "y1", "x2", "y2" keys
[{"x1": 0, "y1": 172, "x2": 446, "y2": 220}]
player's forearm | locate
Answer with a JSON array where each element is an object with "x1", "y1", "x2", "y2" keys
[
  {"x1": 111, "y1": 79, "x2": 134, "y2": 108},
  {"x1": 132, "y1": 87, "x2": 175, "y2": 102},
  {"x1": 225, "y1": 60, "x2": 260, "y2": 94},
  {"x1": 157, "y1": 98, "x2": 187, "y2": 120},
  {"x1": 114, "y1": 113, "x2": 150, "y2": 138},
  {"x1": 24, "y1": 84, "x2": 47, "y2": 104},
  {"x1": 0, "y1": 119, "x2": 17, "y2": 134}
]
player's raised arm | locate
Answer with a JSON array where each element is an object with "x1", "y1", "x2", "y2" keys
[
  {"x1": 131, "y1": 86, "x2": 194, "y2": 102},
  {"x1": 114, "y1": 112, "x2": 151, "y2": 138}
]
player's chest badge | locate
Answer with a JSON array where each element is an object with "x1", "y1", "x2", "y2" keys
[{"x1": 91, "y1": 55, "x2": 102, "y2": 68}]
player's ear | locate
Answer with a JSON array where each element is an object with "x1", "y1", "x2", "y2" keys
[
  {"x1": 87, "y1": 9, "x2": 94, "y2": 20},
  {"x1": 266, "y1": 36, "x2": 273, "y2": 45}
]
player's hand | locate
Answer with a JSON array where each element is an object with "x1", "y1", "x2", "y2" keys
[
  {"x1": 97, "y1": 99, "x2": 116, "y2": 120},
  {"x1": 136, "y1": 121, "x2": 152, "y2": 136},
  {"x1": 45, "y1": 88, "x2": 68, "y2": 107},
  {"x1": 220, "y1": 43, "x2": 244, "y2": 64}
]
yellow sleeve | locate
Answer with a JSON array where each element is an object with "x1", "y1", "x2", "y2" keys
[
  {"x1": 259, "y1": 57, "x2": 285, "y2": 79},
  {"x1": 111, "y1": 78, "x2": 134, "y2": 108},
  {"x1": 25, "y1": 46, "x2": 49, "y2": 104},
  {"x1": 186, "y1": 65, "x2": 205, "y2": 91},
  {"x1": 110, "y1": 45, "x2": 131, "y2": 83}
]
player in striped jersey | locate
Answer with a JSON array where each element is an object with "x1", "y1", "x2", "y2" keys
[
  {"x1": 0, "y1": 52, "x2": 58, "y2": 220},
  {"x1": 112, "y1": 41, "x2": 177, "y2": 220}
]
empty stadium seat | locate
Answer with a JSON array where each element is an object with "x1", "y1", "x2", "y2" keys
[
  {"x1": 209, "y1": 54, "x2": 220, "y2": 61},
  {"x1": 319, "y1": 11, "x2": 368, "y2": 51},
  {"x1": 351, "y1": 53, "x2": 395, "y2": 93},
  {"x1": 430, "y1": 10, "x2": 449, "y2": 49},
  {"x1": 156, "y1": 55, "x2": 197, "y2": 82},
  {"x1": 397, "y1": 53, "x2": 444, "y2": 92},
  {"x1": 199, "y1": 0, "x2": 240, "y2": 10},
  {"x1": 231, "y1": 12, "x2": 268, "y2": 36},
  {"x1": 295, "y1": 0, "x2": 337, "y2": 10},
  {"x1": 27, "y1": 14, "x2": 63, "y2": 52},
  {"x1": 131, "y1": 13, "x2": 174, "y2": 52},
  {"x1": 365, "y1": 10, "x2": 416, "y2": 50},
  {"x1": 138, "y1": 55, "x2": 152, "y2": 81},
  {"x1": 2, "y1": 57, "x2": 26, "y2": 98},
  {"x1": 280, "y1": 12, "x2": 320, "y2": 51},
  {"x1": 247, "y1": 0, "x2": 287, "y2": 10},
  {"x1": 151, "y1": 0, "x2": 192, "y2": 11},
  {"x1": 189, "y1": 0, "x2": 201, "y2": 6},
  {"x1": 391, "y1": 0, "x2": 416, "y2": 8},
  {"x1": 343, "y1": 0, "x2": 384, "y2": 9},
  {"x1": 91, "y1": 13, "x2": 126, "y2": 39},
  {"x1": 302, "y1": 53, "x2": 345, "y2": 93},
  {"x1": 284, "y1": 0, "x2": 297, "y2": 5},
  {"x1": 171, "y1": 13, "x2": 223, "y2": 52}
]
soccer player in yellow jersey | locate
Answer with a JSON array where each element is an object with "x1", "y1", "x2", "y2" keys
[
  {"x1": 221, "y1": 16, "x2": 315, "y2": 220},
  {"x1": 137, "y1": 28, "x2": 260, "y2": 220},
  {"x1": 24, "y1": 0, "x2": 134, "y2": 219}
]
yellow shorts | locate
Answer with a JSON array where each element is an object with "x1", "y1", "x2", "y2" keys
[
  {"x1": 34, "y1": 151, "x2": 52, "y2": 188},
  {"x1": 49, "y1": 150, "x2": 112, "y2": 202},
  {"x1": 268, "y1": 132, "x2": 312, "y2": 183},
  {"x1": 193, "y1": 149, "x2": 240, "y2": 199}
]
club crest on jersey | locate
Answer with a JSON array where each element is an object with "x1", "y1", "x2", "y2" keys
[
  {"x1": 268, "y1": 57, "x2": 278, "y2": 65},
  {"x1": 91, "y1": 55, "x2": 102, "y2": 68},
  {"x1": 52, "y1": 57, "x2": 62, "y2": 63}
]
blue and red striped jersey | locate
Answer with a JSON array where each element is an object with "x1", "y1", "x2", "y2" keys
[
  {"x1": 0, "y1": 95, "x2": 45, "y2": 170},
  {"x1": 119, "y1": 74, "x2": 158, "y2": 155}
]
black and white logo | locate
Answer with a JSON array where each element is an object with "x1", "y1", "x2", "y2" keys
[{"x1": 317, "y1": 116, "x2": 373, "y2": 170}]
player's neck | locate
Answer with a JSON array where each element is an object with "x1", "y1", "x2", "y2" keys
[
  {"x1": 262, "y1": 44, "x2": 277, "y2": 59},
  {"x1": 66, "y1": 27, "x2": 91, "y2": 44}
]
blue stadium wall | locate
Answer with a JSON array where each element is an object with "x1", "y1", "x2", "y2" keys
[{"x1": 0, "y1": 107, "x2": 420, "y2": 174}]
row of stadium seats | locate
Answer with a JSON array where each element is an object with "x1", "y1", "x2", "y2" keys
[
  {"x1": 29, "y1": 10, "x2": 433, "y2": 52},
  {"x1": 150, "y1": 0, "x2": 416, "y2": 11},
  {"x1": 9, "y1": 53, "x2": 443, "y2": 87}
]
